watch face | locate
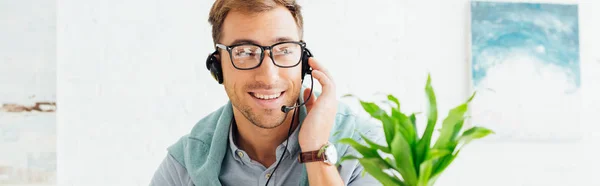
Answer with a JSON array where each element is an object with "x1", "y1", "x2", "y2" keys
[{"x1": 324, "y1": 144, "x2": 338, "y2": 165}]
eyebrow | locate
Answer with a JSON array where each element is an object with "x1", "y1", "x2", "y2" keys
[{"x1": 229, "y1": 37, "x2": 296, "y2": 46}]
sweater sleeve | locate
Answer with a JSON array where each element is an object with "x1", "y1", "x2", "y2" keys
[{"x1": 149, "y1": 154, "x2": 194, "y2": 186}]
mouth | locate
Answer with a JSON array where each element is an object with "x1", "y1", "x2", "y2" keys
[
  {"x1": 249, "y1": 91, "x2": 283, "y2": 100},
  {"x1": 248, "y1": 91, "x2": 285, "y2": 108}
]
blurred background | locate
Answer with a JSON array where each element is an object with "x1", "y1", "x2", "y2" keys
[
  {"x1": 2, "y1": 0, "x2": 599, "y2": 185},
  {"x1": 1, "y1": 0, "x2": 56, "y2": 185}
]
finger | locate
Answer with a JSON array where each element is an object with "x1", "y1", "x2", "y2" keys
[
  {"x1": 310, "y1": 69, "x2": 336, "y2": 101},
  {"x1": 308, "y1": 58, "x2": 334, "y2": 84},
  {"x1": 303, "y1": 88, "x2": 316, "y2": 113}
]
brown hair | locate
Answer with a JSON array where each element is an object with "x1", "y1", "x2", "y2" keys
[{"x1": 208, "y1": 0, "x2": 304, "y2": 46}]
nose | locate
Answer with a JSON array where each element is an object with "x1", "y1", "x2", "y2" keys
[{"x1": 253, "y1": 50, "x2": 279, "y2": 84}]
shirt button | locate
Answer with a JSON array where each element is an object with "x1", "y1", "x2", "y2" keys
[
  {"x1": 237, "y1": 151, "x2": 244, "y2": 158},
  {"x1": 265, "y1": 173, "x2": 271, "y2": 179}
]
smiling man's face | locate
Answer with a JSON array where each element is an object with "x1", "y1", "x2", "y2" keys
[{"x1": 218, "y1": 5, "x2": 304, "y2": 129}]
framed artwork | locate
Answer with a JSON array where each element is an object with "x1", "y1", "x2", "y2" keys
[{"x1": 469, "y1": 1, "x2": 581, "y2": 142}]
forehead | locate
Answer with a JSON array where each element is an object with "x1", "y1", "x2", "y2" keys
[{"x1": 220, "y1": 5, "x2": 300, "y2": 46}]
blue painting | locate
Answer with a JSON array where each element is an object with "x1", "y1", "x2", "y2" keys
[{"x1": 469, "y1": 2, "x2": 581, "y2": 141}]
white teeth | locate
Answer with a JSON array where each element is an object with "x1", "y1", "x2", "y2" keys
[{"x1": 252, "y1": 92, "x2": 281, "y2": 100}]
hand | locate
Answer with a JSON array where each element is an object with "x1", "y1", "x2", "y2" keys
[{"x1": 298, "y1": 57, "x2": 338, "y2": 151}]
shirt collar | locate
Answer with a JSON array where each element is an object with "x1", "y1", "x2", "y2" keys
[{"x1": 228, "y1": 119, "x2": 243, "y2": 162}]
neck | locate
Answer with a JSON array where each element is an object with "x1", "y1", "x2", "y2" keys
[{"x1": 232, "y1": 109, "x2": 298, "y2": 168}]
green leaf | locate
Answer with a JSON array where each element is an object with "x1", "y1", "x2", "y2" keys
[
  {"x1": 360, "y1": 101, "x2": 386, "y2": 119},
  {"x1": 384, "y1": 157, "x2": 398, "y2": 170},
  {"x1": 433, "y1": 119, "x2": 465, "y2": 155},
  {"x1": 340, "y1": 155, "x2": 397, "y2": 176},
  {"x1": 380, "y1": 114, "x2": 397, "y2": 147},
  {"x1": 449, "y1": 120, "x2": 465, "y2": 144},
  {"x1": 423, "y1": 149, "x2": 452, "y2": 185},
  {"x1": 359, "y1": 133, "x2": 390, "y2": 153},
  {"x1": 433, "y1": 103, "x2": 468, "y2": 150},
  {"x1": 424, "y1": 74, "x2": 438, "y2": 129},
  {"x1": 387, "y1": 94, "x2": 400, "y2": 111},
  {"x1": 359, "y1": 158, "x2": 407, "y2": 186},
  {"x1": 357, "y1": 101, "x2": 396, "y2": 147},
  {"x1": 430, "y1": 91, "x2": 477, "y2": 150},
  {"x1": 431, "y1": 127, "x2": 493, "y2": 181},
  {"x1": 457, "y1": 127, "x2": 494, "y2": 146},
  {"x1": 425, "y1": 149, "x2": 451, "y2": 161},
  {"x1": 390, "y1": 127, "x2": 418, "y2": 186},
  {"x1": 467, "y1": 91, "x2": 476, "y2": 102},
  {"x1": 416, "y1": 73, "x2": 438, "y2": 173},
  {"x1": 409, "y1": 113, "x2": 417, "y2": 136},
  {"x1": 431, "y1": 150, "x2": 460, "y2": 180},
  {"x1": 391, "y1": 108, "x2": 417, "y2": 146},
  {"x1": 417, "y1": 159, "x2": 435, "y2": 186},
  {"x1": 338, "y1": 138, "x2": 380, "y2": 158},
  {"x1": 409, "y1": 112, "x2": 420, "y2": 176},
  {"x1": 427, "y1": 174, "x2": 442, "y2": 186}
]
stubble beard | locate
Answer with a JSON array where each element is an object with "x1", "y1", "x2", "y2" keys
[{"x1": 227, "y1": 86, "x2": 299, "y2": 130}]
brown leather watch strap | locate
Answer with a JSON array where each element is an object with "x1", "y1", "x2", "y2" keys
[{"x1": 298, "y1": 150, "x2": 324, "y2": 163}]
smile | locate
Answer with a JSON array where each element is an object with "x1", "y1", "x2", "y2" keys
[{"x1": 249, "y1": 92, "x2": 283, "y2": 100}]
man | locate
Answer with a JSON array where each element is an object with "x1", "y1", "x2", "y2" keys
[{"x1": 150, "y1": 0, "x2": 384, "y2": 185}]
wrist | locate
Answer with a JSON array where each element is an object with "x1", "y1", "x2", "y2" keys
[
  {"x1": 300, "y1": 140, "x2": 328, "y2": 152},
  {"x1": 298, "y1": 141, "x2": 339, "y2": 166}
]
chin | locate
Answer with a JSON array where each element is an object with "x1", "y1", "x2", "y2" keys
[
  {"x1": 251, "y1": 115, "x2": 287, "y2": 129},
  {"x1": 236, "y1": 103, "x2": 285, "y2": 129}
]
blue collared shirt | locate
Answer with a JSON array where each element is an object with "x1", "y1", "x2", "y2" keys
[
  {"x1": 219, "y1": 120, "x2": 303, "y2": 186},
  {"x1": 150, "y1": 89, "x2": 386, "y2": 186},
  {"x1": 150, "y1": 118, "x2": 384, "y2": 186}
]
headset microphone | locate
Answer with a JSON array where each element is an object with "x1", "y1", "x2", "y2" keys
[{"x1": 281, "y1": 72, "x2": 314, "y2": 113}]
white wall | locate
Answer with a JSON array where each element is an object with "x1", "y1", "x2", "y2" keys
[
  {"x1": 0, "y1": 0, "x2": 56, "y2": 104},
  {"x1": 57, "y1": 0, "x2": 600, "y2": 186}
]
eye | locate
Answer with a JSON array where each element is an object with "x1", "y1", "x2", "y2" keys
[
  {"x1": 234, "y1": 47, "x2": 260, "y2": 57},
  {"x1": 282, "y1": 48, "x2": 292, "y2": 54},
  {"x1": 274, "y1": 47, "x2": 292, "y2": 55},
  {"x1": 234, "y1": 51, "x2": 250, "y2": 57}
]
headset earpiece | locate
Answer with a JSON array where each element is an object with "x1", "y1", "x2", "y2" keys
[
  {"x1": 301, "y1": 48, "x2": 313, "y2": 81},
  {"x1": 206, "y1": 51, "x2": 223, "y2": 84}
]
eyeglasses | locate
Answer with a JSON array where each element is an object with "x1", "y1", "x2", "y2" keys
[{"x1": 216, "y1": 41, "x2": 306, "y2": 70}]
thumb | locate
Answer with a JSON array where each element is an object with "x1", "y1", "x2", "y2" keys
[{"x1": 303, "y1": 88, "x2": 316, "y2": 113}]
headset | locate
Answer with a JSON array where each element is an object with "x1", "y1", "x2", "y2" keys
[{"x1": 206, "y1": 45, "x2": 315, "y2": 186}]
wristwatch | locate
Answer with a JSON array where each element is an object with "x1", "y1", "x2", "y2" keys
[{"x1": 298, "y1": 142, "x2": 338, "y2": 165}]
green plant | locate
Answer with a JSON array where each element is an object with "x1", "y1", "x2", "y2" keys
[{"x1": 338, "y1": 74, "x2": 494, "y2": 186}]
